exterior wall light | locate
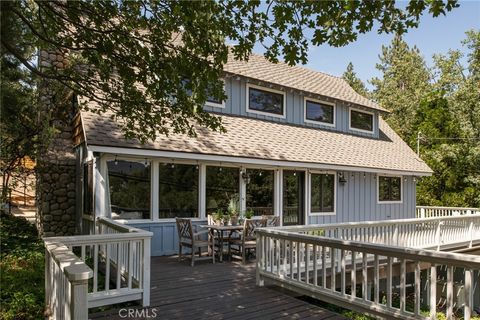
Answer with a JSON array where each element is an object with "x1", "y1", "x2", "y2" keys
[{"x1": 339, "y1": 172, "x2": 347, "y2": 185}]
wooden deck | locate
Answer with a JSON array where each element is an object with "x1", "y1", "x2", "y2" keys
[{"x1": 90, "y1": 256, "x2": 345, "y2": 320}]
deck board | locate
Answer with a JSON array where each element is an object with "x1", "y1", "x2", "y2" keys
[{"x1": 89, "y1": 256, "x2": 344, "y2": 319}]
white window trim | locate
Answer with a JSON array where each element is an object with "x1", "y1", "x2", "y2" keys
[
  {"x1": 308, "y1": 170, "x2": 337, "y2": 216},
  {"x1": 377, "y1": 174, "x2": 403, "y2": 204},
  {"x1": 205, "y1": 79, "x2": 226, "y2": 109},
  {"x1": 304, "y1": 97, "x2": 336, "y2": 127},
  {"x1": 246, "y1": 83, "x2": 286, "y2": 119},
  {"x1": 349, "y1": 107, "x2": 375, "y2": 134}
]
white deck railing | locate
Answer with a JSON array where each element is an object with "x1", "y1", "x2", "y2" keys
[
  {"x1": 280, "y1": 215, "x2": 480, "y2": 251},
  {"x1": 257, "y1": 215, "x2": 480, "y2": 320},
  {"x1": 417, "y1": 206, "x2": 480, "y2": 218},
  {"x1": 44, "y1": 217, "x2": 152, "y2": 319}
]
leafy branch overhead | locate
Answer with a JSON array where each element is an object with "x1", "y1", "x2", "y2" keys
[{"x1": 1, "y1": 0, "x2": 458, "y2": 143}]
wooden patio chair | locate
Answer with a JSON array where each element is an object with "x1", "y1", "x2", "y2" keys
[
  {"x1": 175, "y1": 218, "x2": 214, "y2": 267},
  {"x1": 262, "y1": 215, "x2": 280, "y2": 227},
  {"x1": 229, "y1": 218, "x2": 267, "y2": 264}
]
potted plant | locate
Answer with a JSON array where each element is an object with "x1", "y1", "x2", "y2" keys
[
  {"x1": 213, "y1": 210, "x2": 224, "y2": 226},
  {"x1": 227, "y1": 197, "x2": 239, "y2": 225},
  {"x1": 245, "y1": 208, "x2": 254, "y2": 220},
  {"x1": 223, "y1": 210, "x2": 231, "y2": 226}
]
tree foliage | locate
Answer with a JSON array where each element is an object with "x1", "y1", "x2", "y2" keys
[
  {"x1": 364, "y1": 31, "x2": 480, "y2": 207},
  {"x1": 342, "y1": 62, "x2": 369, "y2": 97},
  {"x1": 371, "y1": 35, "x2": 432, "y2": 140},
  {"x1": 0, "y1": 5, "x2": 40, "y2": 201},
  {"x1": 0, "y1": 0, "x2": 458, "y2": 142}
]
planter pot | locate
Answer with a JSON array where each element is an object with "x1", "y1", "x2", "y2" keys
[{"x1": 231, "y1": 217, "x2": 238, "y2": 226}]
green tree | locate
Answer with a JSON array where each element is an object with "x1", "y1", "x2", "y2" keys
[
  {"x1": 342, "y1": 62, "x2": 369, "y2": 97},
  {"x1": 0, "y1": 0, "x2": 458, "y2": 142},
  {"x1": 371, "y1": 35, "x2": 432, "y2": 140},
  {"x1": 0, "y1": 4, "x2": 39, "y2": 202},
  {"x1": 415, "y1": 30, "x2": 480, "y2": 207},
  {"x1": 414, "y1": 94, "x2": 479, "y2": 207}
]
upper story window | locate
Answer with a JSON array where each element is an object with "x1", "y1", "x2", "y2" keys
[
  {"x1": 378, "y1": 175, "x2": 402, "y2": 203},
  {"x1": 246, "y1": 84, "x2": 285, "y2": 118},
  {"x1": 205, "y1": 80, "x2": 226, "y2": 108},
  {"x1": 304, "y1": 98, "x2": 335, "y2": 126},
  {"x1": 349, "y1": 108, "x2": 374, "y2": 133},
  {"x1": 182, "y1": 78, "x2": 225, "y2": 108}
]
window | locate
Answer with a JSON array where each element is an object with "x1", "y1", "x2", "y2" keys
[
  {"x1": 310, "y1": 173, "x2": 335, "y2": 214},
  {"x1": 246, "y1": 169, "x2": 274, "y2": 216},
  {"x1": 205, "y1": 80, "x2": 225, "y2": 108},
  {"x1": 378, "y1": 176, "x2": 402, "y2": 202},
  {"x1": 206, "y1": 166, "x2": 239, "y2": 214},
  {"x1": 158, "y1": 163, "x2": 198, "y2": 218},
  {"x1": 247, "y1": 84, "x2": 285, "y2": 117},
  {"x1": 108, "y1": 160, "x2": 151, "y2": 220},
  {"x1": 350, "y1": 108, "x2": 374, "y2": 132},
  {"x1": 182, "y1": 78, "x2": 225, "y2": 108},
  {"x1": 305, "y1": 98, "x2": 335, "y2": 125}
]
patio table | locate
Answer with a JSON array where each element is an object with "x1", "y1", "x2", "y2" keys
[{"x1": 201, "y1": 225, "x2": 244, "y2": 262}]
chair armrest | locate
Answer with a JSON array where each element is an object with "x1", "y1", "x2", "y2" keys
[{"x1": 193, "y1": 229, "x2": 209, "y2": 238}]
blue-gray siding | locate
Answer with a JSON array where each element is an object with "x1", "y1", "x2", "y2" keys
[{"x1": 204, "y1": 77, "x2": 379, "y2": 138}]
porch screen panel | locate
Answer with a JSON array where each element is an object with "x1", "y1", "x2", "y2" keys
[
  {"x1": 107, "y1": 160, "x2": 151, "y2": 219},
  {"x1": 206, "y1": 166, "x2": 239, "y2": 215},
  {"x1": 158, "y1": 163, "x2": 198, "y2": 218},
  {"x1": 246, "y1": 169, "x2": 274, "y2": 216}
]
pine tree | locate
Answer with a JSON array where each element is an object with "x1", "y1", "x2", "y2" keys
[
  {"x1": 371, "y1": 35, "x2": 431, "y2": 140},
  {"x1": 342, "y1": 62, "x2": 369, "y2": 97}
]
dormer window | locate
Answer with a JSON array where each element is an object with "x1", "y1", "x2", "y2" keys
[
  {"x1": 349, "y1": 108, "x2": 374, "y2": 133},
  {"x1": 246, "y1": 84, "x2": 285, "y2": 118},
  {"x1": 304, "y1": 98, "x2": 335, "y2": 126},
  {"x1": 205, "y1": 80, "x2": 226, "y2": 108}
]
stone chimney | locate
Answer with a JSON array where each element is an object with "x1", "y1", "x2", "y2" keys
[{"x1": 36, "y1": 50, "x2": 77, "y2": 236}]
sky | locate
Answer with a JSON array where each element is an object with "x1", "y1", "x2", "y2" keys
[{"x1": 254, "y1": 1, "x2": 480, "y2": 89}]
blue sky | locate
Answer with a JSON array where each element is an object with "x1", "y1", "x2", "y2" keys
[{"x1": 255, "y1": 1, "x2": 479, "y2": 88}]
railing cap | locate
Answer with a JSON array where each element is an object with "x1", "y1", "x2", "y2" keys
[{"x1": 44, "y1": 240, "x2": 93, "y2": 281}]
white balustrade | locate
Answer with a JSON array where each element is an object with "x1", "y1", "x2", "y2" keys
[
  {"x1": 417, "y1": 206, "x2": 480, "y2": 218},
  {"x1": 279, "y1": 215, "x2": 480, "y2": 251},
  {"x1": 44, "y1": 217, "x2": 152, "y2": 319},
  {"x1": 257, "y1": 225, "x2": 480, "y2": 320}
]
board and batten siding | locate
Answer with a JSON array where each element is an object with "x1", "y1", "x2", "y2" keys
[
  {"x1": 203, "y1": 77, "x2": 379, "y2": 138},
  {"x1": 310, "y1": 172, "x2": 416, "y2": 224}
]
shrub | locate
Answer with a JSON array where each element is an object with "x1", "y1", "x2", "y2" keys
[{"x1": 0, "y1": 211, "x2": 44, "y2": 320}]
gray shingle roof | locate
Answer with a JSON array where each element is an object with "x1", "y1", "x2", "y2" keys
[{"x1": 80, "y1": 111, "x2": 432, "y2": 174}]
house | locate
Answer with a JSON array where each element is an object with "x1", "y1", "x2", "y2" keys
[{"x1": 72, "y1": 51, "x2": 432, "y2": 256}]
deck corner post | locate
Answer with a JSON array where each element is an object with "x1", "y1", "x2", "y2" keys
[
  {"x1": 142, "y1": 237, "x2": 151, "y2": 307},
  {"x1": 70, "y1": 278, "x2": 89, "y2": 320}
]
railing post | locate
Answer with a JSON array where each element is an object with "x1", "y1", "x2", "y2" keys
[
  {"x1": 435, "y1": 220, "x2": 442, "y2": 251},
  {"x1": 256, "y1": 233, "x2": 264, "y2": 287},
  {"x1": 430, "y1": 265, "x2": 437, "y2": 319},
  {"x1": 464, "y1": 269, "x2": 472, "y2": 320},
  {"x1": 69, "y1": 279, "x2": 89, "y2": 320},
  {"x1": 142, "y1": 236, "x2": 151, "y2": 307},
  {"x1": 469, "y1": 220, "x2": 474, "y2": 248},
  {"x1": 420, "y1": 207, "x2": 425, "y2": 219}
]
